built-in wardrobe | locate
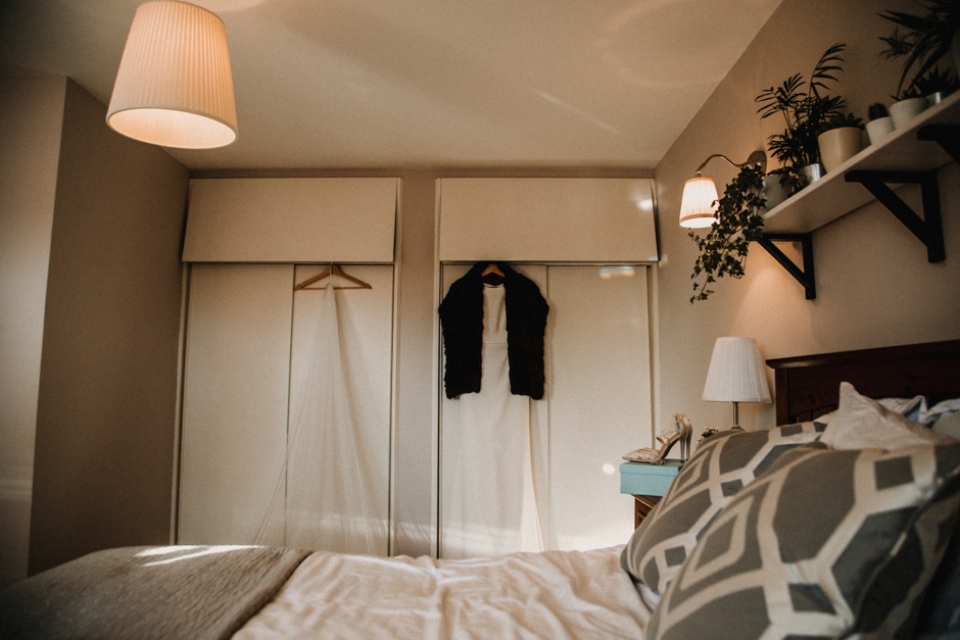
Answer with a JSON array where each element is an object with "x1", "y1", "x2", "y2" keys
[
  {"x1": 178, "y1": 178, "x2": 397, "y2": 556},
  {"x1": 176, "y1": 176, "x2": 659, "y2": 558}
]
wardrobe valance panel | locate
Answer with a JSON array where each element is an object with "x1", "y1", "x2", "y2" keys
[
  {"x1": 437, "y1": 178, "x2": 657, "y2": 262},
  {"x1": 183, "y1": 178, "x2": 398, "y2": 263}
]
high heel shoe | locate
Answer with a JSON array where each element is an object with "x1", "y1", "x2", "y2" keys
[{"x1": 622, "y1": 414, "x2": 693, "y2": 465}]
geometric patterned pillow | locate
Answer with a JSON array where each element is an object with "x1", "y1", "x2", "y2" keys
[
  {"x1": 646, "y1": 442, "x2": 960, "y2": 640},
  {"x1": 620, "y1": 422, "x2": 825, "y2": 595},
  {"x1": 914, "y1": 512, "x2": 960, "y2": 635}
]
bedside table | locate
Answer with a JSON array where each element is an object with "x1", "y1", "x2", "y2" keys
[{"x1": 620, "y1": 461, "x2": 683, "y2": 528}]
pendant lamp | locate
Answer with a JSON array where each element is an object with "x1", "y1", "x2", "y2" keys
[{"x1": 107, "y1": 1, "x2": 238, "y2": 149}]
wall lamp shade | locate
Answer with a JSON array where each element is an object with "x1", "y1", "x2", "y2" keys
[
  {"x1": 107, "y1": 1, "x2": 238, "y2": 149},
  {"x1": 702, "y1": 337, "x2": 771, "y2": 427},
  {"x1": 678, "y1": 176, "x2": 720, "y2": 228}
]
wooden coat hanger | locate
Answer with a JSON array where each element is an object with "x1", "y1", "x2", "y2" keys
[
  {"x1": 481, "y1": 263, "x2": 505, "y2": 286},
  {"x1": 481, "y1": 263, "x2": 504, "y2": 278},
  {"x1": 294, "y1": 264, "x2": 372, "y2": 291}
]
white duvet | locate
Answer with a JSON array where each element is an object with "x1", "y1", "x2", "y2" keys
[{"x1": 234, "y1": 545, "x2": 655, "y2": 639}]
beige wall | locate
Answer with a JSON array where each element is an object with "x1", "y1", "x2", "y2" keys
[
  {"x1": 0, "y1": 77, "x2": 190, "y2": 577},
  {"x1": 654, "y1": 0, "x2": 960, "y2": 438},
  {"x1": 0, "y1": 76, "x2": 66, "y2": 590}
]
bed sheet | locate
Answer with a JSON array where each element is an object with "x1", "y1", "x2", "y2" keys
[{"x1": 234, "y1": 544, "x2": 655, "y2": 640}]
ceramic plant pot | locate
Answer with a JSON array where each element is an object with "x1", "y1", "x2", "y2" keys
[
  {"x1": 889, "y1": 97, "x2": 929, "y2": 128},
  {"x1": 818, "y1": 127, "x2": 863, "y2": 172},
  {"x1": 762, "y1": 174, "x2": 789, "y2": 210},
  {"x1": 802, "y1": 163, "x2": 825, "y2": 184},
  {"x1": 866, "y1": 117, "x2": 895, "y2": 145}
]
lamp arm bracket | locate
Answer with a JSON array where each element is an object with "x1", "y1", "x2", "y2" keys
[{"x1": 694, "y1": 150, "x2": 767, "y2": 177}]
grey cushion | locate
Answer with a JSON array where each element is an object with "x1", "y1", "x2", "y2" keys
[
  {"x1": 915, "y1": 512, "x2": 960, "y2": 635},
  {"x1": 646, "y1": 442, "x2": 960, "y2": 640},
  {"x1": 620, "y1": 422, "x2": 824, "y2": 594}
]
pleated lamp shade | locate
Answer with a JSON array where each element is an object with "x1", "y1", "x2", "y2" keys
[
  {"x1": 107, "y1": 1, "x2": 238, "y2": 149},
  {"x1": 678, "y1": 176, "x2": 719, "y2": 228},
  {"x1": 702, "y1": 337, "x2": 771, "y2": 403}
]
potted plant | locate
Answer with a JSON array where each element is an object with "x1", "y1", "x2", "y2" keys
[
  {"x1": 879, "y1": 0, "x2": 960, "y2": 100},
  {"x1": 689, "y1": 165, "x2": 766, "y2": 303},
  {"x1": 889, "y1": 83, "x2": 930, "y2": 128},
  {"x1": 817, "y1": 112, "x2": 864, "y2": 172},
  {"x1": 866, "y1": 102, "x2": 895, "y2": 144},
  {"x1": 762, "y1": 167, "x2": 791, "y2": 210},
  {"x1": 913, "y1": 65, "x2": 960, "y2": 104},
  {"x1": 755, "y1": 43, "x2": 847, "y2": 191}
]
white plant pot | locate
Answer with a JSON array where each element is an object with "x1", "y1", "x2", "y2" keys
[
  {"x1": 762, "y1": 174, "x2": 788, "y2": 210},
  {"x1": 866, "y1": 117, "x2": 895, "y2": 145},
  {"x1": 818, "y1": 127, "x2": 863, "y2": 172},
  {"x1": 802, "y1": 163, "x2": 824, "y2": 184},
  {"x1": 889, "y1": 97, "x2": 929, "y2": 128}
]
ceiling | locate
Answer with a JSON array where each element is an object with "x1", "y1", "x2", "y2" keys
[{"x1": 1, "y1": 0, "x2": 782, "y2": 171}]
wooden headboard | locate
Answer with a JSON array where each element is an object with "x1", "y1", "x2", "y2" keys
[{"x1": 766, "y1": 340, "x2": 960, "y2": 425}]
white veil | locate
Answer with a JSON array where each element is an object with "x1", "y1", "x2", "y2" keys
[{"x1": 257, "y1": 284, "x2": 383, "y2": 554}]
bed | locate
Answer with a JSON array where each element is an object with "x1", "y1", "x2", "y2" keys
[{"x1": 2, "y1": 339, "x2": 959, "y2": 640}]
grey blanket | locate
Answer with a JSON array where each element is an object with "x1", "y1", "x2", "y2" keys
[{"x1": 0, "y1": 545, "x2": 311, "y2": 640}]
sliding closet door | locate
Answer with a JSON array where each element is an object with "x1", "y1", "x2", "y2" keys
[
  {"x1": 179, "y1": 264, "x2": 293, "y2": 544},
  {"x1": 179, "y1": 263, "x2": 394, "y2": 554},
  {"x1": 546, "y1": 265, "x2": 651, "y2": 550}
]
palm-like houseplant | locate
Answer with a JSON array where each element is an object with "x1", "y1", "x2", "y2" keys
[
  {"x1": 912, "y1": 65, "x2": 960, "y2": 99},
  {"x1": 755, "y1": 43, "x2": 848, "y2": 194},
  {"x1": 880, "y1": 0, "x2": 960, "y2": 98}
]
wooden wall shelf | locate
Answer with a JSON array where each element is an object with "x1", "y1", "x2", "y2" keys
[
  {"x1": 754, "y1": 91, "x2": 959, "y2": 300},
  {"x1": 762, "y1": 91, "x2": 960, "y2": 235}
]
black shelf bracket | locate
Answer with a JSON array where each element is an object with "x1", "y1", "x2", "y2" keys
[
  {"x1": 917, "y1": 124, "x2": 960, "y2": 165},
  {"x1": 756, "y1": 233, "x2": 816, "y2": 300},
  {"x1": 845, "y1": 169, "x2": 945, "y2": 263}
]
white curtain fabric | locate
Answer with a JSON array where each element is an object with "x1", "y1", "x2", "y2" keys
[
  {"x1": 258, "y1": 284, "x2": 384, "y2": 554},
  {"x1": 442, "y1": 284, "x2": 545, "y2": 558}
]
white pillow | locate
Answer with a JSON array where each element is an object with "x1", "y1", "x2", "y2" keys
[
  {"x1": 933, "y1": 412, "x2": 960, "y2": 441},
  {"x1": 821, "y1": 382, "x2": 955, "y2": 450},
  {"x1": 879, "y1": 394, "x2": 926, "y2": 421},
  {"x1": 921, "y1": 398, "x2": 960, "y2": 423},
  {"x1": 814, "y1": 394, "x2": 925, "y2": 427},
  {"x1": 922, "y1": 398, "x2": 960, "y2": 441}
]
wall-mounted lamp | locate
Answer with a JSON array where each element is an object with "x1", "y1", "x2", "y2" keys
[
  {"x1": 107, "y1": 1, "x2": 238, "y2": 149},
  {"x1": 702, "y1": 336, "x2": 771, "y2": 428},
  {"x1": 678, "y1": 150, "x2": 767, "y2": 228}
]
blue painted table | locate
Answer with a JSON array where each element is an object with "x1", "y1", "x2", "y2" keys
[{"x1": 620, "y1": 460, "x2": 683, "y2": 527}]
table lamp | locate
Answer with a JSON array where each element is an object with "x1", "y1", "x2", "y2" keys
[{"x1": 702, "y1": 337, "x2": 771, "y2": 428}]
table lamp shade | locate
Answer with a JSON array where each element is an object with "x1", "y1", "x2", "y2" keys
[
  {"x1": 702, "y1": 337, "x2": 771, "y2": 403},
  {"x1": 107, "y1": 1, "x2": 238, "y2": 149}
]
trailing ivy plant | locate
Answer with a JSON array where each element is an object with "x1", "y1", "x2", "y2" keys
[{"x1": 689, "y1": 165, "x2": 767, "y2": 303}]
